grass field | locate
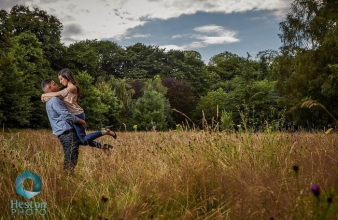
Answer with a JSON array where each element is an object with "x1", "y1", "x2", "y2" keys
[{"x1": 1, "y1": 129, "x2": 338, "y2": 219}]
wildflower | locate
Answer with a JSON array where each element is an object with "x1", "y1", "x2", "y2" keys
[
  {"x1": 327, "y1": 197, "x2": 333, "y2": 204},
  {"x1": 311, "y1": 184, "x2": 320, "y2": 197},
  {"x1": 292, "y1": 165, "x2": 299, "y2": 173}
]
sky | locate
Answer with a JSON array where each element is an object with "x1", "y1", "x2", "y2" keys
[{"x1": 0, "y1": 0, "x2": 294, "y2": 63}]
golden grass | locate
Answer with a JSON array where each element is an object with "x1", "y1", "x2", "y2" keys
[{"x1": 1, "y1": 129, "x2": 338, "y2": 219}]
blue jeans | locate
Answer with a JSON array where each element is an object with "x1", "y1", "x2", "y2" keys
[
  {"x1": 74, "y1": 113, "x2": 102, "y2": 148},
  {"x1": 58, "y1": 131, "x2": 79, "y2": 171}
]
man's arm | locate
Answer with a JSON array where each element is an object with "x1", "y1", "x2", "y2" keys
[{"x1": 50, "y1": 97, "x2": 86, "y2": 128}]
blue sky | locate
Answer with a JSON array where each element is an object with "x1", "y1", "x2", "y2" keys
[
  {"x1": 110, "y1": 10, "x2": 283, "y2": 62},
  {"x1": 1, "y1": 0, "x2": 293, "y2": 63}
]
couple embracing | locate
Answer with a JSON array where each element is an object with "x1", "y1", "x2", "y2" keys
[{"x1": 41, "y1": 68, "x2": 117, "y2": 171}]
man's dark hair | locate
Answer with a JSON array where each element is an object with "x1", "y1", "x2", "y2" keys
[{"x1": 41, "y1": 78, "x2": 52, "y2": 90}]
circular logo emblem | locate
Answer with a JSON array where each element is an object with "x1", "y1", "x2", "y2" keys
[{"x1": 16, "y1": 171, "x2": 42, "y2": 199}]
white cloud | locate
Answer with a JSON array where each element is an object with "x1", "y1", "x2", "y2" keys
[
  {"x1": 171, "y1": 34, "x2": 183, "y2": 39},
  {"x1": 0, "y1": 0, "x2": 33, "y2": 11},
  {"x1": 250, "y1": 16, "x2": 268, "y2": 21},
  {"x1": 169, "y1": 25, "x2": 240, "y2": 49},
  {"x1": 183, "y1": 41, "x2": 206, "y2": 49},
  {"x1": 159, "y1": 44, "x2": 185, "y2": 51},
  {"x1": 114, "y1": 33, "x2": 149, "y2": 40},
  {"x1": 194, "y1": 25, "x2": 228, "y2": 34},
  {"x1": 4, "y1": 0, "x2": 292, "y2": 45},
  {"x1": 193, "y1": 25, "x2": 240, "y2": 46},
  {"x1": 131, "y1": 34, "x2": 150, "y2": 38},
  {"x1": 199, "y1": 36, "x2": 239, "y2": 44}
]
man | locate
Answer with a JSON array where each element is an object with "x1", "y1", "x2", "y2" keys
[{"x1": 41, "y1": 79, "x2": 86, "y2": 171}]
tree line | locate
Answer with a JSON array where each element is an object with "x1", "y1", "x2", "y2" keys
[{"x1": 0, "y1": 1, "x2": 337, "y2": 131}]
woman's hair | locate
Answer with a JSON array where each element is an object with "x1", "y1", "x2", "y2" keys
[{"x1": 58, "y1": 68, "x2": 81, "y2": 100}]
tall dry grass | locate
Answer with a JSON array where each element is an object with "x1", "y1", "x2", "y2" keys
[{"x1": 1, "y1": 129, "x2": 338, "y2": 219}]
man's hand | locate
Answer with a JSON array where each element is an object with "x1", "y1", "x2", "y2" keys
[{"x1": 76, "y1": 118, "x2": 87, "y2": 128}]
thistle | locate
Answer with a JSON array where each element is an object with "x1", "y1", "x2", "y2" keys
[{"x1": 311, "y1": 184, "x2": 320, "y2": 198}]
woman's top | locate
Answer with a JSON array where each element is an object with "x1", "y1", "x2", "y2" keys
[{"x1": 59, "y1": 88, "x2": 84, "y2": 115}]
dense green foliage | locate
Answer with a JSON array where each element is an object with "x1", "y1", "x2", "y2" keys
[
  {"x1": 0, "y1": 1, "x2": 337, "y2": 131},
  {"x1": 275, "y1": 0, "x2": 338, "y2": 129}
]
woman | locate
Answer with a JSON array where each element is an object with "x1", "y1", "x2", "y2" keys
[{"x1": 41, "y1": 68, "x2": 116, "y2": 155}]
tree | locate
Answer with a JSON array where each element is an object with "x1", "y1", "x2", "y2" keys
[
  {"x1": 76, "y1": 72, "x2": 109, "y2": 129},
  {"x1": 151, "y1": 75, "x2": 174, "y2": 128},
  {"x1": 64, "y1": 40, "x2": 125, "y2": 79},
  {"x1": 99, "y1": 76, "x2": 135, "y2": 127},
  {"x1": 129, "y1": 80, "x2": 145, "y2": 99},
  {"x1": 131, "y1": 80, "x2": 169, "y2": 131},
  {"x1": 195, "y1": 88, "x2": 229, "y2": 126},
  {"x1": 9, "y1": 5, "x2": 64, "y2": 71},
  {"x1": 11, "y1": 31, "x2": 51, "y2": 127},
  {"x1": 92, "y1": 41, "x2": 125, "y2": 77},
  {"x1": 163, "y1": 50, "x2": 186, "y2": 77},
  {"x1": 0, "y1": 31, "x2": 50, "y2": 127},
  {"x1": 256, "y1": 49, "x2": 279, "y2": 80},
  {"x1": 0, "y1": 10, "x2": 12, "y2": 54},
  {"x1": 196, "y1": 51, "x2": 279, "y2": 129},
  {"x1": 151, "y1": 75, "x2": 167, "y2": 95},
  {"x1": 179, "y1": 50, "x2": 211, "y2": 97},
  {"x1": 0, "y1": 10, "x2": 12, "y2": 124},
  {"x1": 162, "y1": 77, "x2": 197, "y2": 124},
  {"x1": 0, "y1": 52, "x2": 29, "y2": 126},
  {"x1": 275, "y1": 0, "x2": 338, "y2": 127},
  {"x1": 207, "y1": 51, "x2": 245, "y2": 80},
  {"x1": 163, "y1": 49, "x2": 211, "y2": 97},
  {"x1": 65, "y1": 40, "x2": 104, "y2": 79},
  {"x1": 96, "y1": 77, "x2": 122, "y2": 126},
  {"x1": 207, "y1": 51, "x2": 266, "y2": 92},
  {"x1": 123, "y1": 43, "x2": 166, "y2": 79}
]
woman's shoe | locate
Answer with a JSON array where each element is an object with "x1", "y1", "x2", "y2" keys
[
  {"x1": 102, "y1": 143, "x2": 114, "y2": 156},
  {"x1": 105, "y1": 125, "x2": 117, "y2": 139}
]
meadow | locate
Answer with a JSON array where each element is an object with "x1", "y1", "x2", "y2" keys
[{"x1": 1, "y1": 129, "x2": 338, "y2": 219}]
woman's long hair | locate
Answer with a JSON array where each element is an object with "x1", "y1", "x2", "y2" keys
[{"x1": 58, "y1": 68, "x2": 81, "y2": 100}]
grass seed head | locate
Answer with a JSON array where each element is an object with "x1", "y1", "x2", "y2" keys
[{"x1": 101, "y1": 195, "x2": 108, "y2": 203}]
